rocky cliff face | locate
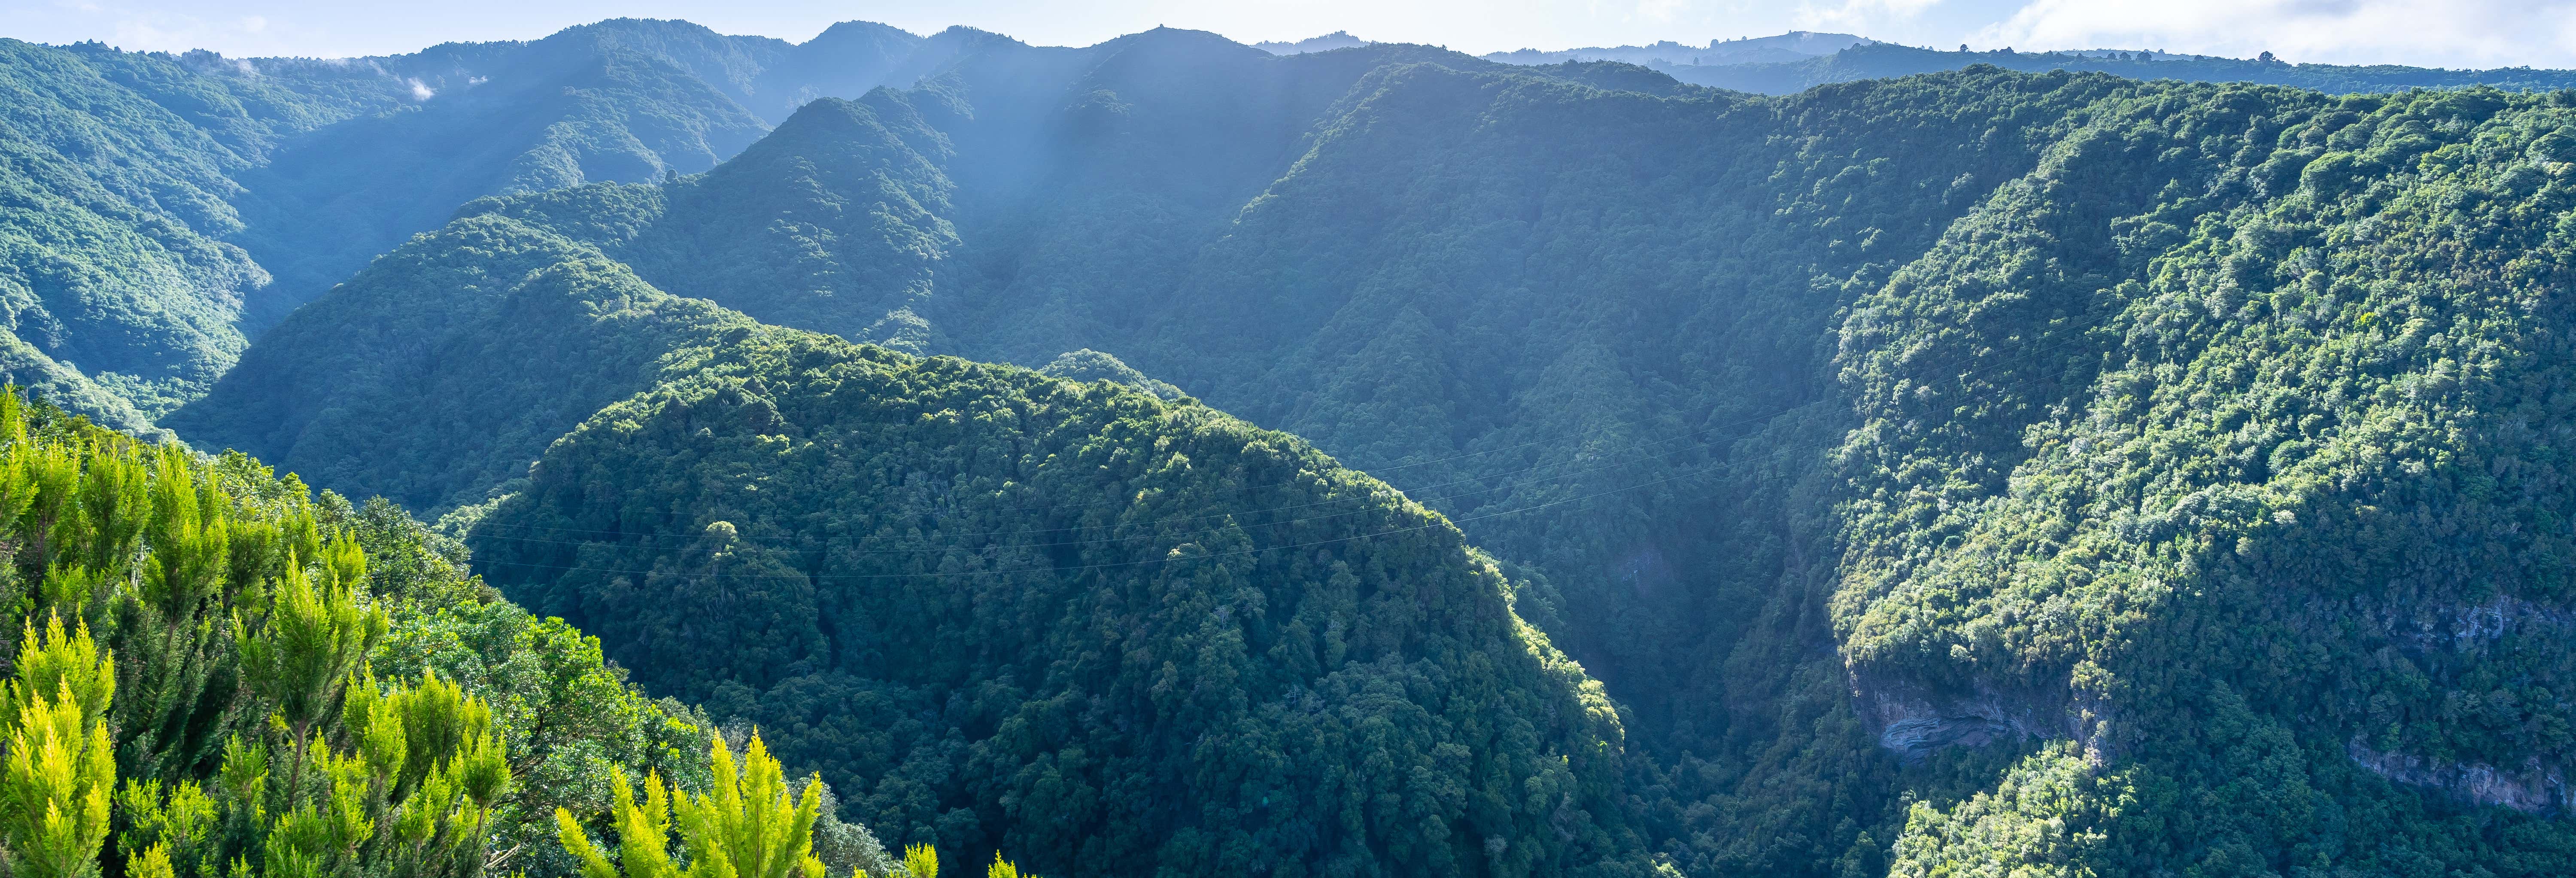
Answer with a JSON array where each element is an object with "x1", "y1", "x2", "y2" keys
[
  {"x1": 1852, "y1": 669, "x2": 2114, "y2": 765},
  {"x1": 2336, "y1": 595, "x2": 2576, "y2": 812},
  {"x1": 2348, "y1": 738, "x2": 2571, "y2": 813}
]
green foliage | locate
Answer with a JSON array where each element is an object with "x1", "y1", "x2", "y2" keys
[
  {"x1": 0, "y1": 20, "x2": 954, "y2": 425},
  {"x1": 556, "y1": 732, "x2": 829, "y2": 878},
  {"x1": 144, "y1": 24, "x2": 2576, "y2": 878},
  {"x1": 0, "y1": 389, "x2": 756, "y2": 878},
  {"x1": 5, "y1": 617, "x2": 114, "y2": 735},
  {"x1": 201, "y1": 667, "x2": 506, "y2": 878},
  {"x1": 1034, "y1": 351, "x2": 1184, "y2": 401},
  {"x1": 163, "y1": 217, "x2": 762, "y2": 516},
  {"x1": 559, "y1": 726, "x2": 850, "y2": 878},
  {"x1": 671, "y1": 732, "x2": 826, "y2": 878},
  {"x1": 1828, "y1": 82, "x2": 2576, "y2": 874},
  {"x1": 0, "y1": 39, "x2": 366, "y2": 431},
  {"x1": 557, "y1": 766, "x2": 677, "y2": 878},
  {"x1": 234, "y1": 546, "x2": 385, "y2": 782},
  {"x1": 472, "y1": 332, "x2": 1649, "y2": 878},
  {"x1": 0, "y1": 617, "x2": 116, "y2": 878}
]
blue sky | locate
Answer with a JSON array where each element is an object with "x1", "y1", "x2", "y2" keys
[{"x1": 7, "y1": 0, "x2": 2575, "y2": 70}]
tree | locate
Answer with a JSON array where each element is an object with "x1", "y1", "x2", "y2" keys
[
  {"x1": 0, "y1": 617, "x2": 115, "y2": 878},
  {"x1": 233, "y1": 547, "x2": 386, "y2": 796},
  {"x1": 556, "y1": 731, "x2": 827, "y2": 878}
]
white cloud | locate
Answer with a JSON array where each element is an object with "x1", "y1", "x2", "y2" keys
[
  {"x1": 1796, "y1": 0, "x2": 1946, "y2": 31},
  {"x1": 1634, "y1": 0, "x2": 1690, "y2": 24},
  {"x1": 407, "y1": 77, "x2": 434, "y2": 100},
  {"x1": 1981, "y1": 0, "x2": 2576, "y2": 67}
]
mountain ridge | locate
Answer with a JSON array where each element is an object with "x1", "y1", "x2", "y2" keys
[{"x1": 23, "y1": 15, "x2": 2576, "y2": 877}]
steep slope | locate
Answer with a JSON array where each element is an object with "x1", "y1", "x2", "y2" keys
[
  {"x1": 165, "y1": 53, "x2": 2082, "y2": 875},
  {"x1": 442, "y1": 31, "x2": 1690, "y2": 358},
  {"x1": 1838, "y1": 83, "x2": 2576, "y2": 875},
  {"x1": 171, "y1": 37, "x2": 2576, "y2": 875},
  {"x1": 0, "y1": 18, "x2": 954, "y2": 425},
  {"x1": 172, "y1": 176, "x2": 1666, "y2": 874},
  {"x1": 161, "y1": 213, "x2": 759, "y2": 514},
  {"x1": 228, "y1": 18, "x2": 966, "y2": 326},
  {"x1": 225, "y1": 41, "x2": 771, "y2": 326},
  {"x1": 465, "y1": 331, "x2": 1653, "y2": 878},
  {"x1": 0, "y1": 39, "x2": 404, "y2": 428},
  {"x1": 0, "y1": 392, "x2": 737, "y2": 878}
]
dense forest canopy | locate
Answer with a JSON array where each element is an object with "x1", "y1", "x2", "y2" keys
[
  {"x1": 0, "y1": 18, "x2": 974, "y2": 426},
  {"x1": 468, "y1": 331, "x2": 1649, "y2": 878},
  {"x1": 15, "y1": 13, "x2": 2576, "y2": 878},
  {"x1": 0, "y1": 390, "x2": 766, "y2": 878}
]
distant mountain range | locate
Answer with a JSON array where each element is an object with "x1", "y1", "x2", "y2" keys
[
  {"x1": 1482, "y1": 30, "x2": 1876, "y2": 67},
  {"x1": 1256, "y1": 28, "x2": 2576, "y2": 94},
  {"x1": 23, "y1": 14, "x2": 2576, "y2": 878},
  {"x1": 0, "y1": 19, "x2": 983, "y2": 429},
  {"x1": 1251, "y1": 30, "x2": 1368, "y2": 55},
  {"x1": 1254, "y1": 28, "x2": 1875, "y2": 64}
]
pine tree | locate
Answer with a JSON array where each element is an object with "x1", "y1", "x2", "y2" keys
[
  {"x1": 0, "y1": 617, "x2": 115, "y2": 878},
  {"x1": 557, "y1": 732, "x2": 828, "y2": 878},
  {"x1": 232, "y1": 548, "x2": 385, "y2": 796}
]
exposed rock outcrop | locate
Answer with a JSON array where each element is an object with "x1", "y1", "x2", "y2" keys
[
  {"x1": 1853, "y1": 671, "x2": 2104, "y2": 764},
  {"x1": 2348, "y1": 738, "x2": 2571, "y2": 813}
]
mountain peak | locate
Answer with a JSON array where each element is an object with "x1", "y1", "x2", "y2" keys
[
  {"x1": 1252, "y1": 31, "x2": 1370, "y2": 55},
  {"x1": 801, "y1": 20, "x2": 921, "y2": 47}
]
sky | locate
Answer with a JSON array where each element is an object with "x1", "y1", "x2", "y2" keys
[{"x1": 8, "y1": 0, "x2": 2576, "y2": 70}]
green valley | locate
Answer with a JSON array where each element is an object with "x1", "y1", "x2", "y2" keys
[{"x1": 11, "y1": 12, "x2": 2576, "y2": 878}]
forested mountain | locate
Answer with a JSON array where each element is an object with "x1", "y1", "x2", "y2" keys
[
  {"x1": 0, "y1": 40, "x2": 404, "y2": 431},
  {"x1": 0, "y1": 18, "x2": 960, "y2": 426},
  {"x1": 1648, "y1": 41, "x2": 2576, "y2": 95},
  {"x1": 0, "y1": 389, "x2": 859, "y2": 878},
  {"x1": 468, "y1": 330, "x2": 1652, "y2": 878},
  {"x1": 18, "y1": 12, "x2": 2576, "y2": 877},
  {"x1": 226, "y1": 18, "x2": 977, "y2": 327},
  {"x1": 1482, "y1": 31, "x2": 1872, "y2": 67},
  {"x1": 173, "y1": 27, "x2": 2576, "y2": 875},
  {"x1": 1254, "y1": 32, "x2": 1369, "y2": 55},
  {"x1": 1846, "y1": 81, "x2": 2576, "y2": 875},
  {"x1": 158, "y1": 213, "x2": 762, "y2": 515}
]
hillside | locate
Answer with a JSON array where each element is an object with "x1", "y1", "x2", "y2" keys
[
  {"x1": 0, "y1": 390, "x2": 788, "y2": 878},
  {"x1": 22, "y1": 12, "x2": 2569, "y2": 434},
  {"x1": 0, "y1": 19, "x2": 961, "y2": 426},
  {"x1": 0, "y1": 39, "x2": 406, "y2": 429},
  {"x1": 465, "y1": 331, "x2": 1654, "y2": 878},
  {"x1": 167, "y1": 190, "x2": 1665, "y2": 875},
  {"x1": 225, "y1": 18, "x2": 980, "y2": 326},
  {"x1": 159, "y1": 213, "x2": 762, "y2": 514},
  {"x1": 1844, "y1": 79, "x2": 2576, "y2": 875},
  {"x1": 170, "y1": 30, "x2": 2576, "y2": 875}
]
